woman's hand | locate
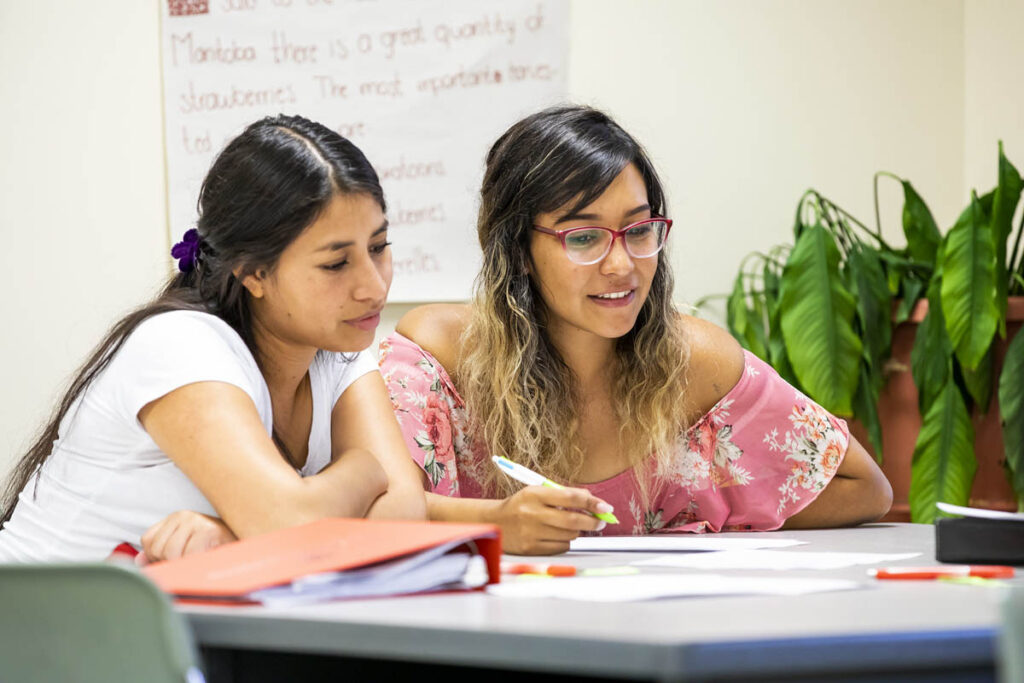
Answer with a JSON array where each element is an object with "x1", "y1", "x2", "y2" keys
[
  {"x1": 491, "y1": 486, "x2": 612, "y2": 555},
  {"x1": 138, "y1": 510, "x2": 237, "y2": 565}
]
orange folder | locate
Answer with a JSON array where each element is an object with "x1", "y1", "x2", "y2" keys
[{"x1": 144, "y1": 518, "x2": 501, "y2": 603}]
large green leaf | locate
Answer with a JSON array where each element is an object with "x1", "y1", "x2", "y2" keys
[
  {"x1": 909, "y1": 377, "x2": 977, "y2": 523},
  {"x1": 895, "y1": 276, "x2": 926, "y2": 325},
  {"x1": 992, "y1": 142, "x2": 1023, "y2": 245},
  {"x1": 749, "y1": 294, "x2": 769, "y2": 361},
  {"x1": 999, "y1": 327, "x2": 1024, "y2": 509},
  {"x1": 762, "y1": 260, "x2": 780, "y2": 326},
  {"x1": 910, "y1": 279, "x2": 952, "y2": 413},
  {"x1": 848, "y1": 245, "x2": 893, "y2": 367},
  {"x1": 941, "y1": 193, "x2": 999, "y2": 371},
  {"x1": 991, "y1": 142, "x2": 1023, "y2": 337},
  {"x1": 852, "y1": 361, "x2": 884, "y2": 462},
  {"x1": 727, "y1": 270, "x2": 768, "y2": 361},
  {"x1": 961, "y1": 346, "x2": 993, "y2": 413},
  {"x1": 779, "y1": 224, "x2": 863, "y2": 416},
  {"x1": 901, "y1": 180, "x2": 942, "y2": 266},
  {"x1": 727, "y1": 270, "x2": 750, "y2": 343},
  {"x1": 767, "y1": 295, "x2": 801, "y2": 390}
]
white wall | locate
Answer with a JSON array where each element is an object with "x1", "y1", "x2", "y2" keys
[
  {"x1": 964, "y1": 0, "x2": 1024, "y2": 200},
  {"x1": 1, "y1": 0, "x2": 1019, "y2": 482},
  {"x1": 0, "y1": 1, "x2": 168, "y2": 476},
  {"x1": 569, "y1": 0, "x2": 966, "y2": 312}
]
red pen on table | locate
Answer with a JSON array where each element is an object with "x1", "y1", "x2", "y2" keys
[{"x1": 869, "y1": 565, "x2": 1014, "y2": 580}]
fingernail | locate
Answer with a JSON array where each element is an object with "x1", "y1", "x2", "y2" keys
[
  {"x1": 596, "y1": 502, "x2": 614, "y2": 513},
  {"x1": 597, "y1": 521, "x2": 607, "y2": 531}
]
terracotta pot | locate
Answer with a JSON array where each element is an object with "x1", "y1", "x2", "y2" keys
[{"x1": 849, "y1": 296, "x2": 1024, "y2": 522}]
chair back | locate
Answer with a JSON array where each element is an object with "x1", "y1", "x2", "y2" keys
[
  {"x1": 999, "y1": 584, "x2": 1024, "y2": 683},
  {"x1": 0, "y1": 562, "x2": 204, "y2": 683}
]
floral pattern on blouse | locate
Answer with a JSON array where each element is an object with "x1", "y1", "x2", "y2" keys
[{"x1": 379, "y1": 333, "x2": 849, "y2": 535}]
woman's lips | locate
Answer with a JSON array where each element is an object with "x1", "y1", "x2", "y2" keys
[
  {"x1": 587, "y1": 290, "x2": 636, "y2": 307},
  {"x1": 346, "y1": 312, "x2": 381, "y2": 331}
]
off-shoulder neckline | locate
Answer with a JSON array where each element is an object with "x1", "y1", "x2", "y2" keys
[{"x1": 383, "y1": 331, "x2": 760, "y2": 488}]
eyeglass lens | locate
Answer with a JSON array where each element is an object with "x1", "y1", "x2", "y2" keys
[{"x1": 564, "y1": 220, "x2": 668, "y2": 264}]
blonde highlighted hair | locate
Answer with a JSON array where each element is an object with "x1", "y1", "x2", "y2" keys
[{"x1": 459, "y1": 106, "x2": 690, "y2": 503}]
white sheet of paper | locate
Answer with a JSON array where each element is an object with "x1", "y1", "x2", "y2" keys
[
  {"x1": 569, "y1": 536, "x2": 806, "y2": 552},
  {"x1": 936, "y1": 502, "x2": 1024, "y2": 522},
  {"x1": 486, "y1": 573, "x2": 862, "y2": 602},
  {"x1": 631, "y1": 550, "x2": 920, "y2": 571}
]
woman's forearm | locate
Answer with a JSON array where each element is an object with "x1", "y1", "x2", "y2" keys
[
  {"x1": 288, "y1": 448, "x2": 389, "y2": 527},
  {"x1": 781, "y1": 474, "x2": 891, "y2": 529},
  {"x1": 425, "y1": 491, "x2": 501, "y2": 523},
  {"x1": 365, "y1": 482, "x2": 428, "y2": 520}
]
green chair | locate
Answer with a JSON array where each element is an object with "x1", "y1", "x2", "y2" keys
[
  {"x1": 999, "y1": 585, "x2": 1024, "y2": 683},
  {"x1": 0, "y1": 562, "x2": 205, "y2": 683}
]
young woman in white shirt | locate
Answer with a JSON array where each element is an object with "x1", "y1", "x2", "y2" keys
[{"x1": 0, "y1": 115, "x2": 426, "y2": 563}]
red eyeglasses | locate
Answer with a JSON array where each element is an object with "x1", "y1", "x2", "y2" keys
[{"x1": 532, "y1": 218, "x2": 672, "y2": 265}]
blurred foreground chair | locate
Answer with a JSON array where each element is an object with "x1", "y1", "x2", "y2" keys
[
  {"x1": 999, "y1": 584, "x2": 1024, "y2": 683},
  {"x1": 0, "y1": 562, "x2": 204, "y2": 683}
]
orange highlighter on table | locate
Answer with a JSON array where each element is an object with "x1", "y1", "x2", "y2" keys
[{"x1": 869, "y1": 565, "x2": 1015, "y2": 580}]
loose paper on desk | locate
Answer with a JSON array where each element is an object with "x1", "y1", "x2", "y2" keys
[
  {"x1": 632, "y1": 550, "x2": 920, "y2": 571},
  {"x1": 936, "y1": 502, "x2": 1024, "y2": 522},
  {"x1": 569, "y1": 536, "x2": 806, "y2": 552},
  {"x1": 487, "y1": 574, "x2": 860, "y2": 602}
]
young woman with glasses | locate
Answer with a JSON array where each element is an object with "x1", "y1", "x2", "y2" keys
[
  {"x1": 379, "y1": 106, "x2": 892, "y2": 555},
  {"x1": 0, "y1": 115, "x2": 426, "y2": 563}
]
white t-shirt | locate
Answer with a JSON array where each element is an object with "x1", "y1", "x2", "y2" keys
[{"x1": 0, "y1": 310, "x2": 378, "y2": 562}]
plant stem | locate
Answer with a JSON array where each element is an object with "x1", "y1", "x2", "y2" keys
[
  {"x1": 813, "y1": 192, "x2": 857, "y2": 255},
  {"x1": 814, "y1": 188, "x2": 897, "y2": 252},
  {"x1": 874, "y1": 171, "x2": 903, "y2": 240},
  {"x1": 1011, "y1": 272, "x2": 1024, "y2": 294}
]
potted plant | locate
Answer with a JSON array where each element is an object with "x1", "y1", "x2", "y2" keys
[{"x1": 711, "y1": 143, "x2": 1024, "y2": 522}]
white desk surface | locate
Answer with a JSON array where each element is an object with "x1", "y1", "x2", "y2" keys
[{"x1": 180, "y1": 523, "x2": 1016, "y2": 681}]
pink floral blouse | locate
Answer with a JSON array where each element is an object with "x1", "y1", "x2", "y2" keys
[{"x1": 379, "y1": 332, "x2": 849, "y2": 534}]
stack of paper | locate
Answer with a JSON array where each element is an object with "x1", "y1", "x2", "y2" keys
[
  {"x1": 144, "y1": 519, "x2": 500, "y2": 605},
  {"x1": 250, "y1": 540, "x2": 489, "y2": 607}
]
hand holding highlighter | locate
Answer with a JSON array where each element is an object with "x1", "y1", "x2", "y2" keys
[{"x1": 491, "y1": 455, "x2": 619, "y2": 524}]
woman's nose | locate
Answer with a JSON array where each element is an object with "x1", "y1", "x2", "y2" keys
[
  {"x1": 352, "y1": 256, "x2": 389, "y2": 303},
  {"x1": 600, "y1": 235, "x2": 635, "y2": 274}
]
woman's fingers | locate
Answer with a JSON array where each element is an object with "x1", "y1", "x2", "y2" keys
[
  {"x1": 537, "y1": 506, "x2": 604, "y2": 532},
  {"x1": 142, "y1": 519, "x2": 175, "y2": 562},
  {"x1": 162, "y1": 524, "x2": 194, "y2": 561},
  {"x1": 527, "y1": 486, "x2": 610, "y2": 531},
  {"x1": 140, "y1": 510, "x2": 235, "y2": 562}
]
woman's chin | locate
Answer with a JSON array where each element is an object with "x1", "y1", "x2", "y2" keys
[{"x1": 323, "y1": 332, "x2": 375, "y2": 354}]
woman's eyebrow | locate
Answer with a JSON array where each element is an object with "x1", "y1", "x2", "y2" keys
[
  {"x1": 554, "y1": 204, "x2": 651, "y2": 225},
  {"x1": 315, "y1": 220, "x2": 389, "y2": 252}
]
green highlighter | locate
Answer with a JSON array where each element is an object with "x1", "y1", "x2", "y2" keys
[{"x1": 491, "y1": 455, "x2": 619, "y2": 524}]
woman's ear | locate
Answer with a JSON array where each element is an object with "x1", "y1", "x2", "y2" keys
[{"x1": 234, "y1": 266, "x2": 266, "y2": 299}]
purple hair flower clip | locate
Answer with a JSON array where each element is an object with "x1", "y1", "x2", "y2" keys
[{"x1": 171, "y1": 228, "x2": 201, "y2": 273}]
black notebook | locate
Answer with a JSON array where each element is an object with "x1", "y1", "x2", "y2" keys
[{"x1": 935, "y1": 503, "x2": 1024, "y2": 566}]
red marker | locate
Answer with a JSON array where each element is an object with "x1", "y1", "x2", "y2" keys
[{"x1": 869, "y1": 565, "x2": 1014, "y2": 580}]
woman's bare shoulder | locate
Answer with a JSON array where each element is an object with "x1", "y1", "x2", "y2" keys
[
  {"x1": 394, "y1": 303, "x2": 471, "y2": 371},
  {"x1": 678, "y1": 314, "x2": 746, "y2": 417}
]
